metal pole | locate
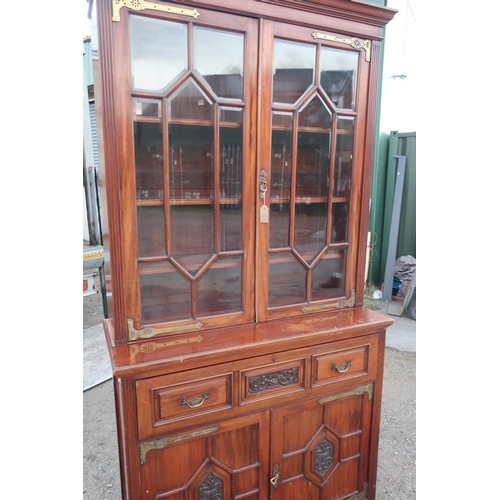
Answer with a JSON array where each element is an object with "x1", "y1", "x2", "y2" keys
[{"x1": 382, "y1": 155, "x2": 407, "y2": 301}]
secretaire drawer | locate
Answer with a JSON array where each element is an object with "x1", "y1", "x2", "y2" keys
[
  {"x1": 311, "y1": 334, "x2": 379, "y2": 388},
  {"x1": 136, "y1": 367, "x2": 233, "y2": 439}
]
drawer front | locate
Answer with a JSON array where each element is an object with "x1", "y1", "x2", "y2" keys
[
  {"x1": 311, "y1": 334, "x2": 378, "y2": 388},
  {"x1": 136, "y1": 368, "x2": 233, "y2": 439},
  {"x1": 240, "y1": 358, "x2": 306, "y2": 404}
]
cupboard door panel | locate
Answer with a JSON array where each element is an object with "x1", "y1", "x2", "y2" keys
[
  {"x1": 271, "y1": 386, "x2": 374, "y2": 499},
  {"x1": 140, "y1": 412, "x2": 270, "y2": 499}
]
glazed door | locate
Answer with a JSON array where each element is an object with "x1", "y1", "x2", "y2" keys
[
  {"x1": 117, "y1": 7, "x2": 258, "y2": 339},
  {"x1": 269, "y1": 387, "x2": 375, "y2": 499},
  {"x1": 257, "y1": 21, "x2": 370, "y2": 322}
]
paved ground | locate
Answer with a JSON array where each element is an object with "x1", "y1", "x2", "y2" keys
[{"x1": 83, "y1": 264, "x2": 415, "y2": 499}]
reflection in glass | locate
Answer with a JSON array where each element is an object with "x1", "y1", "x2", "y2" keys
[
  {"x1": 140, "y1": 263, "x2": 191, "y2": 323},
  {"x1": 194, "y1": 27, "x2": 244, "y2": 100},
  {"x1": 331, "y1": 203, "x2": 348, "y2": 243},
  {"x1": 298, "y1": 95, "x2": 332, "y2": 129},
  {"x1": 168, "y1": 124, "x2": 214, "y2": 200},
  {"x1": 333, "y1": 117, "x2": 354, "y2": 198},
  {"x1": 170, "y1": 80, "x2": 213, "y2": 121},
  {"x1": 270, "y1": 112, "x2": 292, "y2": 206},
  {"x1": 268, "y1": 253, "x2": 307, "y2": 307},
  {"x1": 137, "y1": 206, "x2": 166, "y2": 258},
  {"x1": 134, "y1": 122, "x2": 164, "y2": 200},
  {"x1": 221, "y1": 206, "x2": 242, "y2": 251},
  {"x1": 269, "y1": 205, "x2": 289, "y2": 250},
  {"x1": 196, "y1": 256, "x2": 242, "y2": 316},
  {"x1": 296, "y1": 132, "x2": 330, "y2": 198},
  {"x1": 170, "y1": 205, "x2": 215, "y2": 276},
  {"x1": 220, "y1": 127, "x2": 242, "y2": 201},
  {"x1": 294, "y1": 203, "x2": 327, "y2": 263},
  {"x1": 273, "y1": 39, "x2": 315, "y2": 104},
  {"x1": 320, "y1": 47, "x2": 358, "y2": 109},
  {"x1": 220, "y1": 107, "x2": 243, "y2": 124},
  {"x1": 130, "y1": 16, "x2": 187, "y2": 91},
  {"x1": 133, "y1": 98, "x2": 162, "y2": 118},
  {"x1": 311, "y1": 248, "x2": 346, "y2": 300}
]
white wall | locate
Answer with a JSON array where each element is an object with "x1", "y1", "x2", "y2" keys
[{"x1": 379, "y1": 0, "x2": 417, "y2": 134}]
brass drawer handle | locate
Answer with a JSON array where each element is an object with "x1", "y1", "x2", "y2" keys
[
  {"x1": 270, "y1": 464, "x2": 280, "y2": 489},
  {"x1": 331, "y1": 360, "x2": 352, "y2": 373},
  {"x1": 181, "y1": 392, "x2": 209, "y2": 408}
]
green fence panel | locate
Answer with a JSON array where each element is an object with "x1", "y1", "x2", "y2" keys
[{"x1": 368, "y1": 131, "x2": 416, "y2": 286}]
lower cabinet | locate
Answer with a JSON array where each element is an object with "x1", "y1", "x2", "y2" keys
[
  {"x1": 115, "y1": 330, "x2": 384, "y2": 499},
  {"x1": 137, "y1": 383, "x2": 375, "y2": 499}
]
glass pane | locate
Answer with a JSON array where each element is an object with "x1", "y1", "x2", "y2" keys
[
  {"x1": 170, "y1": 205, "x2": 215, "y2": 276},
  {"x1": 134, "y1": 122, "x2": 164, "y2": 200},
  {"x1": 270, "y1": 112, "x2": 292, "y2": 203},
  {"x1": 268, "y1": 252, "x2": 307, "y2": 307},
  {"x1": 140, "y1": 263, "x2": 192, "y2": 323},
  {"x1": 331, "y1": 202, "x2": 348, "y2": 243},
  {"x1": 220, "y1": 127, "x2": 242, "y2": 201},
  {"x1": 194, "y1": 27, "x2": 244, "y2": 100},
  {"x1": 196, "y1": 256, "x2": 242, "y2": 316},
  {"x1": 133, "y1": 98, "x2": 162, "y2": 119},
  {"x1": 311, "y1": 248, "x2": 346, "y2": 300},
  {"x1": 294, "y1": 203, "x2": 327, "y2": 263},
  {"x1": 273, "y1": 39, "x2": 315, "y2": 104},
  {"x1": 298, "y1": 95, "x2": 332, "y2": 130},
  {"x1": 169, "y1": 124, "x2": 214, "y2": 201},
  {"x1": 220, "y1": 107, "x2": 243, "y2": 124},
  {"x1": 269, "y1": 204, "x2": 289, "y2": 249},
  {"x1": 320, "y1": 47, "x2": 358, "y2": 110},
  {"x1": 221, "y1": 205, "x2": 242, "y2": 251},
  {"x1": 137, "y1": 206, "x2": 166, "y2": 258},
  {"x1": 170, "y1": 80, "x2": 213, "y2": 121},
  {"x1": 296, "y1": 131, "x2": 331, "y2": 198},
  {"x1": 270, "y1": 112, "x2": 292, "y2": 249},
  {"x1": 333, "y1": 117, "x2": 354, "y2": 198},
  {"x1": 130, "y1": 16, "x2": 187, "y2": 91}
]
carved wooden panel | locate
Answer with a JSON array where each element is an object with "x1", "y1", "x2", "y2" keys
[{"x1": 241, "y1": 359, "x2": 306, "y2": 403}]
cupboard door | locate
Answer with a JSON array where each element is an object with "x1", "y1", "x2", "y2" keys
[
  {"x1": 118, "y1": 8, "x2": 258, "y2": 339},
  {"x1": 270, "y1": 385, "x2": 374, "y2": 499},
  {"x1": 258, "y1": 21, "x2": 370, "y2": 321},
  {"x1": 139, "y1": 412, "x2": 270, "y2": 499}
]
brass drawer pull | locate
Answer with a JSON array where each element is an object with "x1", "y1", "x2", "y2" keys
[
  {"x1": 270, "y1": 464, "x2": 280, "y2": 489},
  {"x1": 331, "y1": 360, "x2": 352, "y2": 373},
  {"x1": 181, "y1": 392, "x2": 209, "y2": 408}
]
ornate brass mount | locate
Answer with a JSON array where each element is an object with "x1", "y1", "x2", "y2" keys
[
  {"x1": 112, "y1": 0, "x2": 200, "y2": 22},
  {"x1": 332, "y1": 360, "x2": 352, "y2": 373},
  {"x1": 301, "y1": 289, "x2": 355, "y2": 313},
  {"x1": 311, "y1": 31, "x2": 371, "y2": 62},
  {"x1": 319, "y1": 383, "x2": 374, "y2": 405},
  {"x1": 181, "y1": 392, "x2": 209, "y2": 408},
  {"x1": 127, "y1": 318, "x2": 204, "y2": 341},
  {"x1": 139, "y1": 426, "x2": 220, "y2": 464},
  {"x1": 270, "y1": 464, "x2": 280, "y2": 489}
]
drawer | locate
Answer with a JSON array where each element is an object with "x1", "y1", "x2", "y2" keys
[
  {"x1": 136, "y1": 368, "x2": 233, "y2": 438},
  {"x1": 311, "y1": 334, "x2": 378, "y2": 388},
  {"x1": 240, "y1": 358, "x2": 306, "y2": 404}
]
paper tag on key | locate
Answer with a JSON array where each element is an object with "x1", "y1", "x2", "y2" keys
[{"x1": 260, "y1": 204, "x2": 269, "y2": 223}]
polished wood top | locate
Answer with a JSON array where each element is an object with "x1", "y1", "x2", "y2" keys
[{"x1": 104, "y1": 307, "x2": 393, "y2": 379}]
